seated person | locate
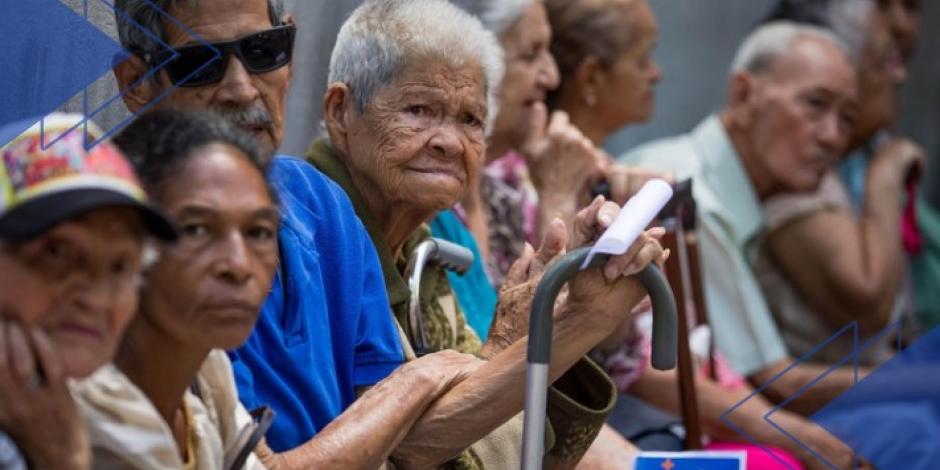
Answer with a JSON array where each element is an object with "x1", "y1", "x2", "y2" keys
[
  {"x1": 308, "y1": 0, "x2": 666, "y2": 467},
  {"x1": 622, "y1": 22, "x2": 864, "y2": 414},
  {"x1": 759, "y1": 0, "x2": 925, "y2": 364},
  {"x1": 71, "y1": 110, "x2": 275, "y2": 469},
  {"x1": 112, "y1": 1, "x2": 477, "y2": 467},
  {"x1": 543, "y1": 2, "x2": 858, "y2": 469},
  {"x1": 453, "y1": 0, "x2": 666, "y2": 288},
  {"x1": 0, "y1": 114, "x2": 176, "y2": 469}
]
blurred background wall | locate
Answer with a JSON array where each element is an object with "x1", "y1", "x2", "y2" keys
[{"x1": 61, "y1": 0, "x2": 939, "y2": 205}]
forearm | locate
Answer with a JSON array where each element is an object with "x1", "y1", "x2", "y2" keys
[
  {"x1": 394, "y1": 310, "x2": 610, "y2": 468},
  {"x1": 751, "y1": 362, "x2": 866, "y2": 416},
  {"x1": 266, "y1": 371, "x2": 439, "y2": 470},
  {"x1": 853, "y1": 164, "x2": 906, "y2": 328}
]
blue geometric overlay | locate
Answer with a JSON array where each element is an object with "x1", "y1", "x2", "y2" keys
[
  {"x1": 812, "y1": 325, "x2": 940, "y2": 469},
  {"x1": 0, "y1": 0, "x2": 128, "y2": 147}
]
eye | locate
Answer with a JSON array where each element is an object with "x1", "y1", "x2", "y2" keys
[
  {"x1": 180, "y1": 223, "x2": 209, "y2": 239},
  {"x1": 246, "y1": 225, "x2": 275, "y2": 242},
  {"x1": 44, "y1": 240, "x2": 68, "y2": 260},
  {"x1": 407, "y1": 105, "x2": 430, "y2": 117},
  {"x1": 111, "y1": 258, "x2": 130, "y2": 276},
  {"x1": 463, "y1": 113, "x2": 483, "y2": 129}
]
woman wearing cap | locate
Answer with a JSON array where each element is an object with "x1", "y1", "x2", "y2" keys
[{"x1": 0, "y1": 114, "x2": 176, "y2": 469}]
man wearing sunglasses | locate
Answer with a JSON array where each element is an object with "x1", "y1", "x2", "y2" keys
[{"x1": 112, "y1": 0, "x2": 484, "y2": 468}]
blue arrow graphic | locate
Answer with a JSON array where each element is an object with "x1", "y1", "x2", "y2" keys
[
  {"x1": 0, "y1": 0, "x2": 126, "y2": 147},
  {"x1": 721, "y1": 321, "x2": 908, "y2": 469},
  {"x1": 1, "y1": 0, "x2": 220, "y2": 149},
  {"x1": 811, "y1": 325, "x2": 940, "y2": 469}
]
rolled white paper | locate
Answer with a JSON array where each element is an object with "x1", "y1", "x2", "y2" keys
[{"x1": 581, "y1": 179, "x2": 674, "y2": 269}]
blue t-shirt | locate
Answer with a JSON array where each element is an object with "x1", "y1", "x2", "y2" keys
[
  {"x1": 229, "y1": 156, "x2": 404, "y2": 452},
  {"x1": 429, "y1": 209, "x2": 498, "y2": 339}
]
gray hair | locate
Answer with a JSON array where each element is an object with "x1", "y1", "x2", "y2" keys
[
  {"x1": 759, "y1": 0, "x2": 875, "y2": 63},
  {"x1": 114, "y1": 0, "x2": 286, "y2": 54},
  {"x1": 731, "y1": 21, "x2": 847, "y2": 75},
  {"x1": 328, "y1": 0, "x2": 504, "y2": 132},
  {"x1": 824, "y1": 0, "x2": 876, "y2": 62},
  {"x1": 452, "y1": 0, "x2": 533, "y2": 37}
]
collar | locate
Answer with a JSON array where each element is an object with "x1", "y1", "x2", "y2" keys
[
  {"x1": 305, "y1": 139, "x2": 413, "y2": 307},
  {"x1": 691, "y1": 115, "x2": 765, "y2": 248}
]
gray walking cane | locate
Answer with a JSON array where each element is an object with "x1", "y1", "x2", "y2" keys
[
  {"x1": 521, "y1": 211, "x2": 680, "y2": 469},
  {"x1": 404, "y1": 237, "x2": 475, "y2": 356}
]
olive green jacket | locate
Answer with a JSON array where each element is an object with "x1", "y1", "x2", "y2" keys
[{"x1": 307, "y1": 139, "x2": 615, "y2": 468}]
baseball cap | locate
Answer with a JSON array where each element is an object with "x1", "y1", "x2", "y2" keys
[{"x1": 0, "y1": 113, "x2": 177, "y2": 242}]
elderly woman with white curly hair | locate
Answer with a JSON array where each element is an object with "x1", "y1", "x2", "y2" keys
[{"x1": 306, "y1": 0, "x2": 667, "y2": 468}]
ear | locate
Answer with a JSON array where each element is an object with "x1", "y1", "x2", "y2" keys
[
  {"x1": 573, "y1": 56, "x2": 603, "y2": 106},
  {"x1": 113, "y1": 55, "x2": 162, "y2": 113},
  {"x1": 725, "y1": 72, "x2": 756, "y2": 128},
  {"x1": 323, "y1": 83, "x2": 355, "y2": 158}
]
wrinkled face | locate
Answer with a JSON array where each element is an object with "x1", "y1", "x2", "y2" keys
[
  {"x1": 343, "y1": 57, "x2": 487, "y2": 216},
  {"x1": 140, "y1": 145, "x2": 278, "y2": 350},
  {"x1": 0, "y1": 209, "x2": 145, "y2": 378},
  {"x1": 854, "y1": 8, "x2": 908, "y2": 144},
  {"x1": 743, "y1": 38, "x2": 858, "y2": 194},
  {"x1": 878, "y1": 0, "x2": 921, "y2": 62},
  {"x1": 492, "y1": 1, "x2": 560, "y2": 151},
  {"x1": 597, "y1": 0, "x2": 661, "y2": 127},
  {"x1": 155, "y1": 0, "x2": 292, "y2": 157}
]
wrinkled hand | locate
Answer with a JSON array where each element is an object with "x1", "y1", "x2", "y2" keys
[
  {"x1": 564, "y1": 197, "x2": 668, "y2": 330},
  {"x1": 483, "y1": 219, "x2": 570, "y2": 356},
  {"x1": 873, "y1": 138, "x2": 926, "y2": 183},
  {"x1": 604, "y1": 164, "x2": 675, "y2": 205},
  {"x1": 0, "y1": 321, "x2": 90, "y2": 470},
  {"x1": 523, "y1": 104, "x2": 606, "y2": 202},
  {"x1": 400, "y1": 349, "x2": 484, "y2": 399}
]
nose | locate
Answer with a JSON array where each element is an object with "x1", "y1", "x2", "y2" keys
[
  {"x1": 73, "y1": 277, "x2": 117, "y2": 320},
  {"x1": 649, "y1": 60, "x2": 663, "y2": 85},
  {"x1": 215, "y1": 57, "x2": 261, "y2": 108},
  {"x1": 817, "y1": 111, "x2": 844, "y2": 154},
  {"x1": 428, "y1": 122, "x2": 464, "y2": 161},
  {"x1": 213, "y1": 231, "x2": 252, "y2": 285},
  {"x1": 538, "y1": 51, "x2": 561, "y2": 92}
]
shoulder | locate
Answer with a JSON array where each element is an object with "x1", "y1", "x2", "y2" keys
[
  {"x1": 618, "y1": 133, "x2": 700, "y2": 178},
  {"x1": 270, "y1": 155, "x2": 360, "y2": 224},
  {"x1": 70, "y1": 365, "x2": 182, "y2": 469}
]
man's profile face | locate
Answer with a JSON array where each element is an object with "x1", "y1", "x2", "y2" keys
[
  {"x1": 135, "y1": 0, "x2": 292, "y2": 157},
  {"x1": 744, "y1": 38, "x2": 858, "y2": 196}
]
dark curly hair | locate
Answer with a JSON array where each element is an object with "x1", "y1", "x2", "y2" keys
[{"x1": 113, "y1": 109, "x2": 276, "y2": 204}]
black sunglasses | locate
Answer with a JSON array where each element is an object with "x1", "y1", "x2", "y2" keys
[{"x1": 140, "y1": 25, "x2": 296, "y2": 87}]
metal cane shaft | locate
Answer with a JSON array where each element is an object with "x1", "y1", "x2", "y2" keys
[{"x1": 521, "y1": 246, "x2": 678, "y2": 470}]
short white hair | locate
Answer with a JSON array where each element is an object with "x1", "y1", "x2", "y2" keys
[
  {"x1": 329, "y1": 0, "x2": 504, "y2": 132},
  {"x1": 731, "y1": 21, "x2": 848, "y2": 75},
  {"x1": 452, "y1": 0, "x2": 534, "y2": 36}
]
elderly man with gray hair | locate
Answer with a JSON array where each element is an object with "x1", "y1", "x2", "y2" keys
[{"x1": 622, "y1": 22, "x2": 865, "y2": 417}]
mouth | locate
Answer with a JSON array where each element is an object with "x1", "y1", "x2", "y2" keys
[
  {"x1": 54, "y1": 322, "x2": 104, "y2": 342},
  {"x1": 407, "y1": 166, "x2": 464, "y2": 183},
  {"x1": 240, "y1": 123, "x2": 269, "y2": 136}
]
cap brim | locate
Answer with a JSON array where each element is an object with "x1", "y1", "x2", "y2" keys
[{"x1": 0, "y1": 188, "x2": 177, "y2": 242}]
